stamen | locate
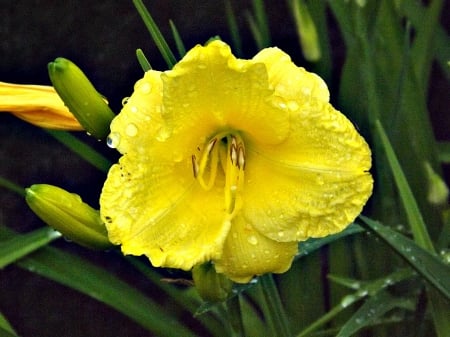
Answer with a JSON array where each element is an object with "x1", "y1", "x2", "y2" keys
[
  {"x1": 191, "y1": 155, "x2": 199, "y2": 178},
  {"x1": 192, "y1": 132, "x2": 246, "y2": 218},
  {"x1": 237, "y1": 145, "x2": 245, "y2": 169}
]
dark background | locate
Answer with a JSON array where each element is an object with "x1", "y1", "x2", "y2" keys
[{"x1": 1, "y1": 1, "x2": 448, "y2": 336}]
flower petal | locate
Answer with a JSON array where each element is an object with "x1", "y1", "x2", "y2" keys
[
  {"x1": 0, "y1": 81, "x2": 83, "y2": 130},
  {"x1": 253, "y1": 47, "x2": 330, "y2": 104},
  {"x1": 243, "y1": 101, "x2": 373, "y2": 242},
  {"x1": 100, "y1": 151, "x2": 231, "y2": 270},
  {"x1": 214, "y1": 215, "x2": 297, "y2": 283},
  {"x1": 159, "y1": 40, "x2": 290, "y2": 154},
  {"x1": 107, "y1": 71, "x2": 164, "y2": 155}
]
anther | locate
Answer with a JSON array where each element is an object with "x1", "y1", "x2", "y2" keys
[
  {"x1": 237, "y1": 145, "x2": 245, "y2": 169},
  {"x1": 191, "y1": 155, "x2": 199, "y2": 178}
]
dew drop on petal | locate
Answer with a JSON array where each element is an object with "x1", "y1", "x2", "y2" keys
[
  {"x1": 107, "y1": 132, "x2": 121, "y2": 148},
  {"x1": 247, "y1": 235, "x2": 258, "y2": 245},
  {"x1": 121, "y1": 97, "x2": 130, "y2": 106},
  {"x1": 130, "y1": 106, "x2": 138, "y2": 113},
  {"x1": 138, "y1": 82, "x2": 152, "y2": 94},
  {"x1": 125, "y1": 123, "x2": 138, "y2": 137},
  {"x1": 156, "y1": 127, "x2": 170, "y2": 142},
  {"x1": 277, "y1": 231, "x2": 285, "y2": 238},
  {"x1": 287, "y1": 101, "x2": 299, "y2": 111}
]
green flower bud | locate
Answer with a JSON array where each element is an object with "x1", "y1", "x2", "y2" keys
[
  {"x1": 192, "y1": 263, "x2": 233, "y2": 303},
  {"x1": 291, "y1": 0, "x2": 321, "y2": 61},
  {"x1": 48, "y1": 58, "x2": 115, "y2": 139},
  {"x1": 25, "y1": 184, "x2": 112, "y2": 250},
  {"x1": 424, "y1": 162, "x2": 449, "y2": 206}
]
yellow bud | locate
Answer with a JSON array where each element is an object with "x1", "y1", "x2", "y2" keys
[
  {"x1": 26, "y1": 184, "x2": 112, "y2": 250},
  {"x1": 0, "y1": 81, "x2": 83, "y2": 130},
  {"x1": 192, "y1": 263, "x2": 233, "y2": 303},
  {"x1": 48, "y1": 58, "x2": 115, "y2": 139}
]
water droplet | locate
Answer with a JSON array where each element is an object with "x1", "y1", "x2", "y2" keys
[
  {"x1": 278, "y1": 231, "x2": 285, "y2": 238},
  {"x1": 121, "y1": 97, "x2": 130, "y2": 106},
  {"x1": 138, "y1": 82, "x2": 152, "y2": 94},
  {"x1": 340, "y1": 295, "x2": 355, "y2": 308},
  {"x1": 125, "y1": 123, "x2": 138, "y2": 137},
  {"x1": 130, "y1": 106, "x2": 138, "y2": 113},
  {"x1": 247, "y1": 235, "x2": 258, "y2": 245},
  {"x1": 156, "y1": 127, "x2": 170, "y2": 141},
  {"x1": 278, "y1": 102, "x2": 287, "y2": 109},
  {"x1": 107, "y1": 132, "x2": 121, "y2": 148},
  {"x1": 287, "y1": 101, "x2": 299, "y2": 111}
]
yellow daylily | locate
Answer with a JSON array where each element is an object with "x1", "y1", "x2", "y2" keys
[
  {"x1": 100, "y1": 40, "x2": 373, "y2": 283},
  {"x1": 0, "y1": 81, "x2": 83, "y2": 130}
]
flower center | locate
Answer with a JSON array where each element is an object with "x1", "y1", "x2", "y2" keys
[{"x1": 192, "y1": 132, "x2": 245, "y2": 217}]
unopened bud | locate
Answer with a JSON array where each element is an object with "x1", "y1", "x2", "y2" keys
[
  {"x1": 25, "y1": 184, "x2": 112, "y2": 250},
  {"x1": 48, "y1": 58, "x2": 115, "y2": 139},
  {"x1": 0, "y1": 81, "x2": 83, "y2": 130},
  {"x1": 424, "y1": 162, "x2": 449, "y2": 206},
  {"x1": 192, "y1": 263, "x2": 233, "y2": 303}
]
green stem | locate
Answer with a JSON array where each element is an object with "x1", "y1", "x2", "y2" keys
[
  {"x1": 0, "y1": 176, "x2": 24, "y2": 197},
  {"x1": 46, "y1": 130, "x2": 112, "y2": 173},
  {"x1": 226, "y1": 295, "x2": 245, "y2": 337},
  {"x1": 260, "y1": 274, "x2": 292, "y2": 337}
]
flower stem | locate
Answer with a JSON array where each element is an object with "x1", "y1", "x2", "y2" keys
[
  {"x1": 259, "y1": 274, "x2": 292, "y2": 337},
  {"x1": 225, "y1": 295, "x2": 245, "y2": 337},
  {"x1": 0, "y1": 176, "x2": 24, "y2": 197}
]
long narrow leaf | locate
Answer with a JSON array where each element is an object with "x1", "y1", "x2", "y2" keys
[
  {"x1": 374, "y1": 119, "x2": 435, "y2": 252},
  {"x1": 0, "y1": 311, "x2": 18, "y2": 337},
  {"x1": 360, "y1": 215, "x2": 450, "y2": 300},
  {"x1": 133, "y1": 0, "x2": 177, "y2": 68},
  {"x1": 46, "y1": 130, "x2": 112, "y2": 173},
  {"x1": 0, "y1": 227, "x2": 61, "y2": 268},
  {"x1": 0, "y1": 226, "x2": 196, "y2": 337},
  {"x1": 337, "y1": 291, "x2": 414, "y2": 337}
]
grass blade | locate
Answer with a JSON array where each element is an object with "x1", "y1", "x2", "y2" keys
[
  {"x1": 136, "y1": 48, "x2": 152, "y2": 71},
  {"x1": 0, "y1": 227, "x2": 61, "y2": 268},
  {"x1": 169, "y1": 20, "x2": 186, "y2": 58},
  {"x1": 336, "y1": 291, "x2": 414, "y2": 337},
  {"x1": 0, "y1": 226, "x2": 196, "y2": 337},
  {"x1": 360, "y1": 215, "x2": 450, "y2": 300},
  {"x1": 374, "y1": 119, "x2": 435, "y2": 252},
  {"x1": 46, "y1": 130, "x2": 112, "y2": 173},
  {"x1": 132, "y1": 0, "x2": 177, "y2": 68},
  {"x1": 0, "y1": 311, "x2": 18, "y2": 337}
]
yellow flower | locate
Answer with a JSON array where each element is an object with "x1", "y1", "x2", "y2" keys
[
  {"x1": 100, "y1": 40, "x2": 373, "y2": 283},
  {"x1": 0, "y1": 81, "x2": 83, "y2": 130}
]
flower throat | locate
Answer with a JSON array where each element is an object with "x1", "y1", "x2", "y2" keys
[{"x1": 191, "y1": 132, "x2": 245, "y2": 217}]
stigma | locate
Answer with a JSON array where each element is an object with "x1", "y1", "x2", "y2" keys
[{"x1": 192, "y1": 133, "x2": 245, "y2": 217}]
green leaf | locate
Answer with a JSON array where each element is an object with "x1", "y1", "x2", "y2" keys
[
  {"x1": 132, "y1": 0, "x2": 177, "y2": 68},
  {"x1": 374, "y1": 119, "x2": 435, "y2": 252},
  {"x1": 0, "y1": 227, "x2": 61, "y2": 268},
  {"x1": 136, "y1": 48, "x2": 152, "y2": 72},
  {"x1": 169, "y1": 20, "x2": 186, "y2": 58},
  {"x1": 295, "y1": 268, "x2": 414, "y2": 337},
  {"x1": 224, "y1": 0, "x2": 243, "y2": 56},
  {"x1": 0, "y1": 226, "x2": 196, "y2": 337},
  {"x1": 360, "y1": 215, "x2": 450, "y2": 300},
  {"x1": 0, "y1": 311, "x2": 18, "y2": 337},
  {"x1": 336, "y1": 291, "x2": 414, "y2": 337},
  {"x1": 45, "y1": 130, "x2": 112, "y2": 173},
  {"x1": 296, "y1": 223, "x2": 364, "y2": 259},
  {"x1": 437, "y1": 141, "x2": 450, "y2": 164}
]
